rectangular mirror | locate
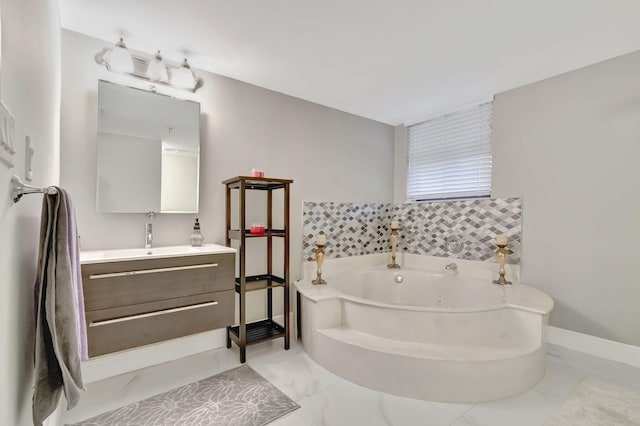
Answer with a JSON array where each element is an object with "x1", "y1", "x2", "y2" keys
[{"x1": 96, "y1": 80, "x2": 200, "y2": 213}]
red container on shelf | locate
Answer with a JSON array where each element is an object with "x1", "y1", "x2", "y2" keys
[
  {"x1": 250, "y1": 224, "x2": 265, "y2": 235},
  {"x1": 250, "y1": 169, "x2": 264, "y2": 178}
]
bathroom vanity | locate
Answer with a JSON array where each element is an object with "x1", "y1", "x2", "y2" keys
[{"x1": 80, "y1": 244, "x2": 235, "y2": 357}]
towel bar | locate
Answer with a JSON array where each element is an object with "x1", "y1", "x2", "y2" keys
[{"x1": 10, "y1": 174, "x2": 58, "y2": 203}]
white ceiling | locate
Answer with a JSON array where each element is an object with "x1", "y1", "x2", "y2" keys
[{"x1": 59, "y1": 0, "x2": 640, "y2": 125}]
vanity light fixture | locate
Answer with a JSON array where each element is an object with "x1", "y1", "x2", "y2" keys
[
  {"x1": 99, "y1": 38, "x2": 202, "y2": 93},
  {"x1": 103, "y1": 38, "x2": 134, "y2": 73},
  {"x1": 146, "y1": 51, "x2": 169, "y2": 83},
  {"x1": 170, "y1": 59, "x2": 197, "y2": 90}
]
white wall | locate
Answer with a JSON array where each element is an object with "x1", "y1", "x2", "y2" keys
[
  {"x1": 393, "y1": 125, "x2": 407, "y2": 203},
  {"x1": 393, "y1": 51, "x2": 640, "y2": 346},
  {"x1": 0, "y1": 0, "x2": 61, "y2": 424},
  {"x1": 60, "y1": 30, "x2": 393, "y2": 322},
  {"x1": 492, "y1": 50, "x2": 640, "y2": 347}
]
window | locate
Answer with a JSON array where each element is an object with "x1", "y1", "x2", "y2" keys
[{"x1": 406, "y1": 101, "x2": 493, "y2": 202}]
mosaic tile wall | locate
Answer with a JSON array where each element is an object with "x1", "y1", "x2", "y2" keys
[{"x1": 302, "y1": 198, "x2": 522, "y2": 264}]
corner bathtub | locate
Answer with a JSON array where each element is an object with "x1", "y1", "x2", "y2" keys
[{"x1": 296, "y1": 256, "x2": 554, "y2": 402}]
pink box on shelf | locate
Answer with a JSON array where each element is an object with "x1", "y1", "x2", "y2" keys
[{"x1": 250, "y1": 224, "x2": 265, "y2": 235}]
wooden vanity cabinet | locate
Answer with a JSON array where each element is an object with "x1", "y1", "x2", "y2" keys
[{"x1": 81, "y1": 253, "x2": 235, "y2": 357}]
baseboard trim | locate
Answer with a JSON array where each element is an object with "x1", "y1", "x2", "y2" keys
[
  {"x1": 81, "y1": 329, "x2": 227, "y2": 383},
  {"x1": 547, "y1": 326, "x2": 640, "y2": 369}
]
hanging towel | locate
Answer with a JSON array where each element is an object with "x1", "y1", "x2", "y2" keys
[
  {"x1": 32, "y1": 188, "x2": 85, "y2": 426},
  {"x1": 64, "y1": 193, "x2": 88, "y2": 361}
]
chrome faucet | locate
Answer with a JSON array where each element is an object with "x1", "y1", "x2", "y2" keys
[
  {"x1": 145, "y1": 211, "x2": 155, "y2": 249},
  {"x1": 445, "y1": 262, "x2": 458, "y2": 271}
]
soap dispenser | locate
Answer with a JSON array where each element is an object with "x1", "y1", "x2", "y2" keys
[{"x1": 190, "y1": 218, "x2": 204, "y2": 247}]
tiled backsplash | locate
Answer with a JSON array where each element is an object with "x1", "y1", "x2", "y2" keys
[{"x1": 302, "y1": 198, "x2": 522, "y2": 264}]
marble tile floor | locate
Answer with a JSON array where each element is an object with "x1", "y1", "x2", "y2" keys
[{"x1": 63, "y1": 340, "x2": 640, "y2": 426}]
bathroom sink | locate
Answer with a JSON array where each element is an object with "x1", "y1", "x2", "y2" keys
[{"x1": 80, "y1": 244, "x2": 236, "y2": 264}]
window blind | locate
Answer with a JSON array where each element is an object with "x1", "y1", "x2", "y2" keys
[{"x1": 406, "y1": 101, "x2": 493, "y2": 202}]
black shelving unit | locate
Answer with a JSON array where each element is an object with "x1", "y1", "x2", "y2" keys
[{"x1": 223, "y1": 176, "x2": 293, "y2": 363}]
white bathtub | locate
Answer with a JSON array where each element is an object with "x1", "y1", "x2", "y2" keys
[{"x1": 296, "y1": 254, "x2": 554, "y2": 402}]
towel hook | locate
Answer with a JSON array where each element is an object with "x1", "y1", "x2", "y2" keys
[{"x1": 10, "y1": 174, "x2": 58, "y2": 203}]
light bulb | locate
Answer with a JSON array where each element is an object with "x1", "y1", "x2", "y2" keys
[
  {"x1": 146, "y1": 50, "x2": 168, "y2": 82},
  {"x1": 104, "y1": 38, "x2": 134, "y2": 73},
  {"x1": 170, "y1": 59, "x2": 197, "y2": 89}
]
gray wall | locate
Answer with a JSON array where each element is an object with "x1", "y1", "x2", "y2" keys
[
  {"x1": 0, "y1": 0, "x2": 61, "y2": 424},
  {"x1": 60, "y1": 29, "x2": 394, "y2": 321},
  {"x1": 492, "y1": 51, "x2": 640, "y2": 346},
  {"x1": 393, "y1": 50, "x2": 640, "y2": 346}
]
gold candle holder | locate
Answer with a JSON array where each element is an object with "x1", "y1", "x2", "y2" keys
[
  {"x1": 312, "y1": 243, "x2": 327, "y2": 285},
  {"x1": 387, "y1": 226, "x2": 401, "y2": 269},
  {"x1": 493, "y1": 244, "x2": 514, "y2": 285}
]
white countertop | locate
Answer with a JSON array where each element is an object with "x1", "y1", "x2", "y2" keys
[{"x1": 80, "y1": 243, "x2": 236, "y2": 264}]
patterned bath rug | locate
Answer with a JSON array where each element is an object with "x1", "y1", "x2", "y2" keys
[
  {"x1": 67, "y1": 365, "x2": 300, "y2": 426},
  {"x1": 544, "y1": 376, "x2": 640, "y2": 426}
]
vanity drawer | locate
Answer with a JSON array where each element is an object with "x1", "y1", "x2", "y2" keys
[
  {"x1": 82, "y1": 253, "x2": 234, "y2": 311},
  {"x1": 86, "y1": 290, "x2": 234, "y2": 357}
]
